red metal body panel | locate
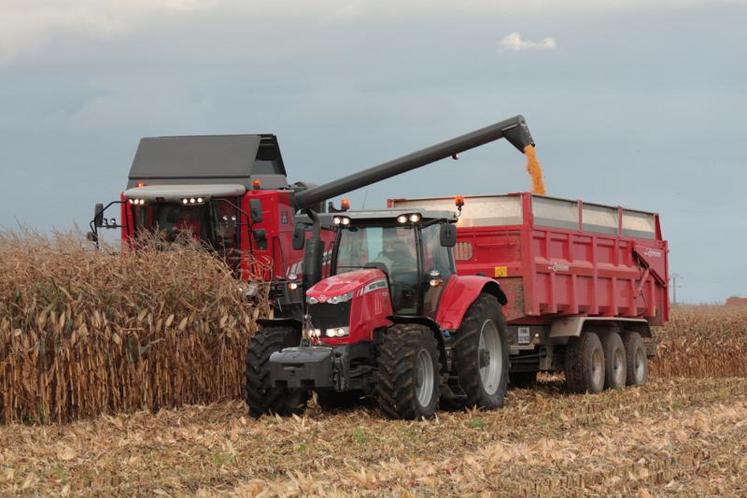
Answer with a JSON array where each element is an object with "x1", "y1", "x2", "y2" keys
[
  {"x1": 118, "y1": 188, "x2": 335, "y2": 282},
  {"x1": 450, "y1": 193, "x2": 669, "y2": 326},
  {"x1": 307, "y1": 269, "x2": 392, "y2": 344},
  {"x1": 435, "y1": 275, "x2": 500, "y2": 330}
]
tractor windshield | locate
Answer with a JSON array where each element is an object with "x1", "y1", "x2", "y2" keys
[{"x1": 336, "y1": 226, "x2": 419, "y2": 313}]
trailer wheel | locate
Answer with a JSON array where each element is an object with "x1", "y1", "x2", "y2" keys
[
  {"x1": 601, "y1": 332, "x2": 627, "y2": 390},
  {"x1": 449, "y1": 294, "x2": 509, "y2": 410},
  {"x1": 564, "y1": 331, "x2": 605, "y2": 393},
  {"x1": 623, "y1": 332, "x2": 648, "y2": 386},
  {"x1": 509, "y1": 371, "x2": 537, "y2": 389},
  {"x1": 375, "y1": 324, "x2": 440, "y2": 420},
  {"x1": 245, "y1": 326, "x2": 308, "y2": 418}
]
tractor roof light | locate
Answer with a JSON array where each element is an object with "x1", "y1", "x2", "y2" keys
[
  {"x1": 333, "y1": 216, "x2": 351, "y2": 226},
  {"x1": 409, "y1": 213, "x2": 421, "y2": 223},
  {"x1": 397, "y1": 215, "x2": 408, "y2": 224}
]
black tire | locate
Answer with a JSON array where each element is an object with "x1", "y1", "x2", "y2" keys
[
  {"x1": 623, "y1": 332, "x2": 648, "y2": 386},
  {"x1": 375, "y1": 324, "x2": 440, "y2": 420},
  {"x1": 509, "y1": 371, "x2": 537, "y2": 389},
  {"x1": 601, "y1": 332, "x2": 627, "y2": 390},
  {"x1": 316, "y1": 390, "x2": 363, "y2": 411},
  {"x1": 448, "y1": 294, "x2": 509, "y2": 410},
  {"x1": 245, "y1": 326, "x2": 308, "y2": 418},
  {"x1": 564, "y1": 331, "x2": 605, "y2": 393}
]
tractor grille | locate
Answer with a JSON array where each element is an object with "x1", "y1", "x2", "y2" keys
[{"x1": 309, "y1": 302, "x2": 351, "y2": 330}]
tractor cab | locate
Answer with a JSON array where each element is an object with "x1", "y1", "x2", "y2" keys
[{"x1": 304, "y1": 209, "x2": 458, "y2": 343}]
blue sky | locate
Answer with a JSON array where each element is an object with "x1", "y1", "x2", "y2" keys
[{"x1": 1, "y1": 0, "x2": 745, "y2": 302}]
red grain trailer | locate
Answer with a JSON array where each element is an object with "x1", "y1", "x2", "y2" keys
[{"x1": 390, "y1": 192, "x2": 668, "y2": 392}]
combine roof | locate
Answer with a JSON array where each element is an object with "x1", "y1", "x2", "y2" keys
[{"x1": 126, "y1": 134, "x2": 288, "y2": 189}]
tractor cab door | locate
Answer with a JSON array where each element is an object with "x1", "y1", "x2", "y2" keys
[{"x1": 419, "y1": 223, "x2": 455, "y2": 320}]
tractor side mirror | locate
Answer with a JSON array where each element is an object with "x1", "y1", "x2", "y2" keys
[
  {"x1": 440, "y1": 223, "x2": 457, "y2": 247},
  {"x1": 249, "y1": 199, "x2": 263, "y2": 223},
  {"x1": 292, "y1": 223, "x2": 305, "y2": 251},
  {"x1": 93, "y1": 203, "x2": 105, "y2": 228}
]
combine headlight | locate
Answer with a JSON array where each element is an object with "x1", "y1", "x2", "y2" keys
[
  {"x1": 328, "y1": 291, "x2": 353, "y2": 304},
  {"x1": 326, "y1": 327, "x2": 350, "y2": 338},
  {"x1": 197, "y1": 197, "x2": 204, "y2": 203},
  {"x1": 183, "y1": 199, "x2": 189, "y2": 205},
  {"x1": 128, "y1": 198, "x2": 145, "y2": 205}
]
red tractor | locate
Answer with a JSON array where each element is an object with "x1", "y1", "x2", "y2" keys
[{"x1": 247, "y1": 206, "x2": 511, "y2": 419}]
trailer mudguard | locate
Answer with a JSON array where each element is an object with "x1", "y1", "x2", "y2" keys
[{"x1": 435, "y1": 276, "x2": 507, "y2": 331}]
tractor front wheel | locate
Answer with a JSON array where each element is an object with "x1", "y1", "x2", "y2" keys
[
  {"x1": 245, "y1": 326, "x2": 308, "y2": 418},
  {"x1": 375, "y1": 324, "x2": 440, "y2": 420}
]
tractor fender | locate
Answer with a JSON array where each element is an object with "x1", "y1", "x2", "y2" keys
[
  {"x1": 388, "y1": 315, "x2": 448, "y2": 372},
  {"x1": 436, "y1": 276, "x2": 507, "y2": 331}
]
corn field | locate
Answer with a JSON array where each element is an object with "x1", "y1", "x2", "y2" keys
[
  {"x1": 0, "y1": 232, "x2": 745, "y2": 425},
  {"x1": 0, "y1": 232, "x2": 268, "y2": 424}
]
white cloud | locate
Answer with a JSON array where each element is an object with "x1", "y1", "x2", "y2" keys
[
  {"x1": 498, "y1": 32, "x2": 556, "y2": 52},
  {"x1": 0, "y1": 0, "x2": 221, "y2": 64}
]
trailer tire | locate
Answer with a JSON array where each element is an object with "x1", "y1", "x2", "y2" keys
[
  {"x1": 448, "y1": 294, "x2": 509, "y2": 410},
  {"x1": 623, "y1": 332, "x2": 648, "y2": 386},
  {"x1": 375, "y1": 324, "x2": 440, "y2": 420},
  {"x1": 564, "y1": 331, "x2": 605, "y2": 393},
  {"x1": 509, "y1": 371, "x2": 537, "y2": 389},
  {"x1": 601, "y1": 332, "x2": 627, "y2": 390},
  {"x1": 245, "y1": 326, "x2": 308, "y2": 418}
]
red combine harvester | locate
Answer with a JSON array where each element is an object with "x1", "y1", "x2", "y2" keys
[
  {"x1": 252, "y1": 195, "x2": 668, "y2": 419},
  {"x1": 89, "y1": 116, "x2": 535, "y2": 324}
]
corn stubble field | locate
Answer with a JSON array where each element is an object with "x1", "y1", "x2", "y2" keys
[{"x1": 1, "y1": 234, "x2": 746, "y2": 496}]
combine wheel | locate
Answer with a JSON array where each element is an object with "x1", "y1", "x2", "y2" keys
[
  {"x1": 601, "y1": 332, "x2": 627, "y2": 390},
  {"x1": 564, "y1": 331, "x2": 605, "y2": 393},
  {"x1": 245, "y1": 326, "x2": 308, "y2": 418},
  {"x1": 623, "y1": 332, "x2": 648, "y2": 386},
  {"x1": 375, "y1": 324, "x2": 440, "y2": 419},
  {"x1": 449, "y1": 294, "x2": 509, "y2": 409}
]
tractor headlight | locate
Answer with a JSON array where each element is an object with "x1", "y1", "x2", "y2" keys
[
  {"x1": 306, "y1": 296, "x2": 319, "y2": 304},
  {"x1": 326, "y1": 327, "x2": 349, "y2": 338},
  {"x1": 327, "y1": 291, "x2": 353, "y2": 304}
]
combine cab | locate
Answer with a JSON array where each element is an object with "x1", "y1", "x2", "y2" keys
[{"x1": 247, "y1": 208, "x2": 511, "y2": 419}]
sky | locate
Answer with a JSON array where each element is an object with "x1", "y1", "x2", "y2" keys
[{"x1": 1, "y1": 0, "x2": 745, "y2": 303}]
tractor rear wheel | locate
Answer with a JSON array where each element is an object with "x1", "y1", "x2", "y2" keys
[
  {"x1": 375, "y1": 324, "x2": 440, "y2": 420},
  {"x1": 245, "y1": 326, "x2": 308, "y2": 418},
  {"x1": 623, "y1": 332, "x2": 648, "y2": 386},
  {"x1": 602, "y1": 332, "x2": 627, "y2": 390},
  {"x1": 564, "y1": 331, "x2": 605, "y2": 393},
  {"x1": 449, "y1": 294, "x2": 509, "y2": 410}
]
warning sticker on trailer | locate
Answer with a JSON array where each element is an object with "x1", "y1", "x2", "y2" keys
[{"x1": 494, "y1": 266, "x2": 508, "y2": 278}]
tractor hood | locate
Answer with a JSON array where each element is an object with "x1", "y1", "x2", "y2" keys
[{"x1": 307, "y1": 269, "x2": 386, "y2": 303}]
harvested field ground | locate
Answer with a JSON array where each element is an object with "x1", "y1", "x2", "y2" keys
[{"x1": 2, "y1": 377, "x2": 746, "y2": 496}]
